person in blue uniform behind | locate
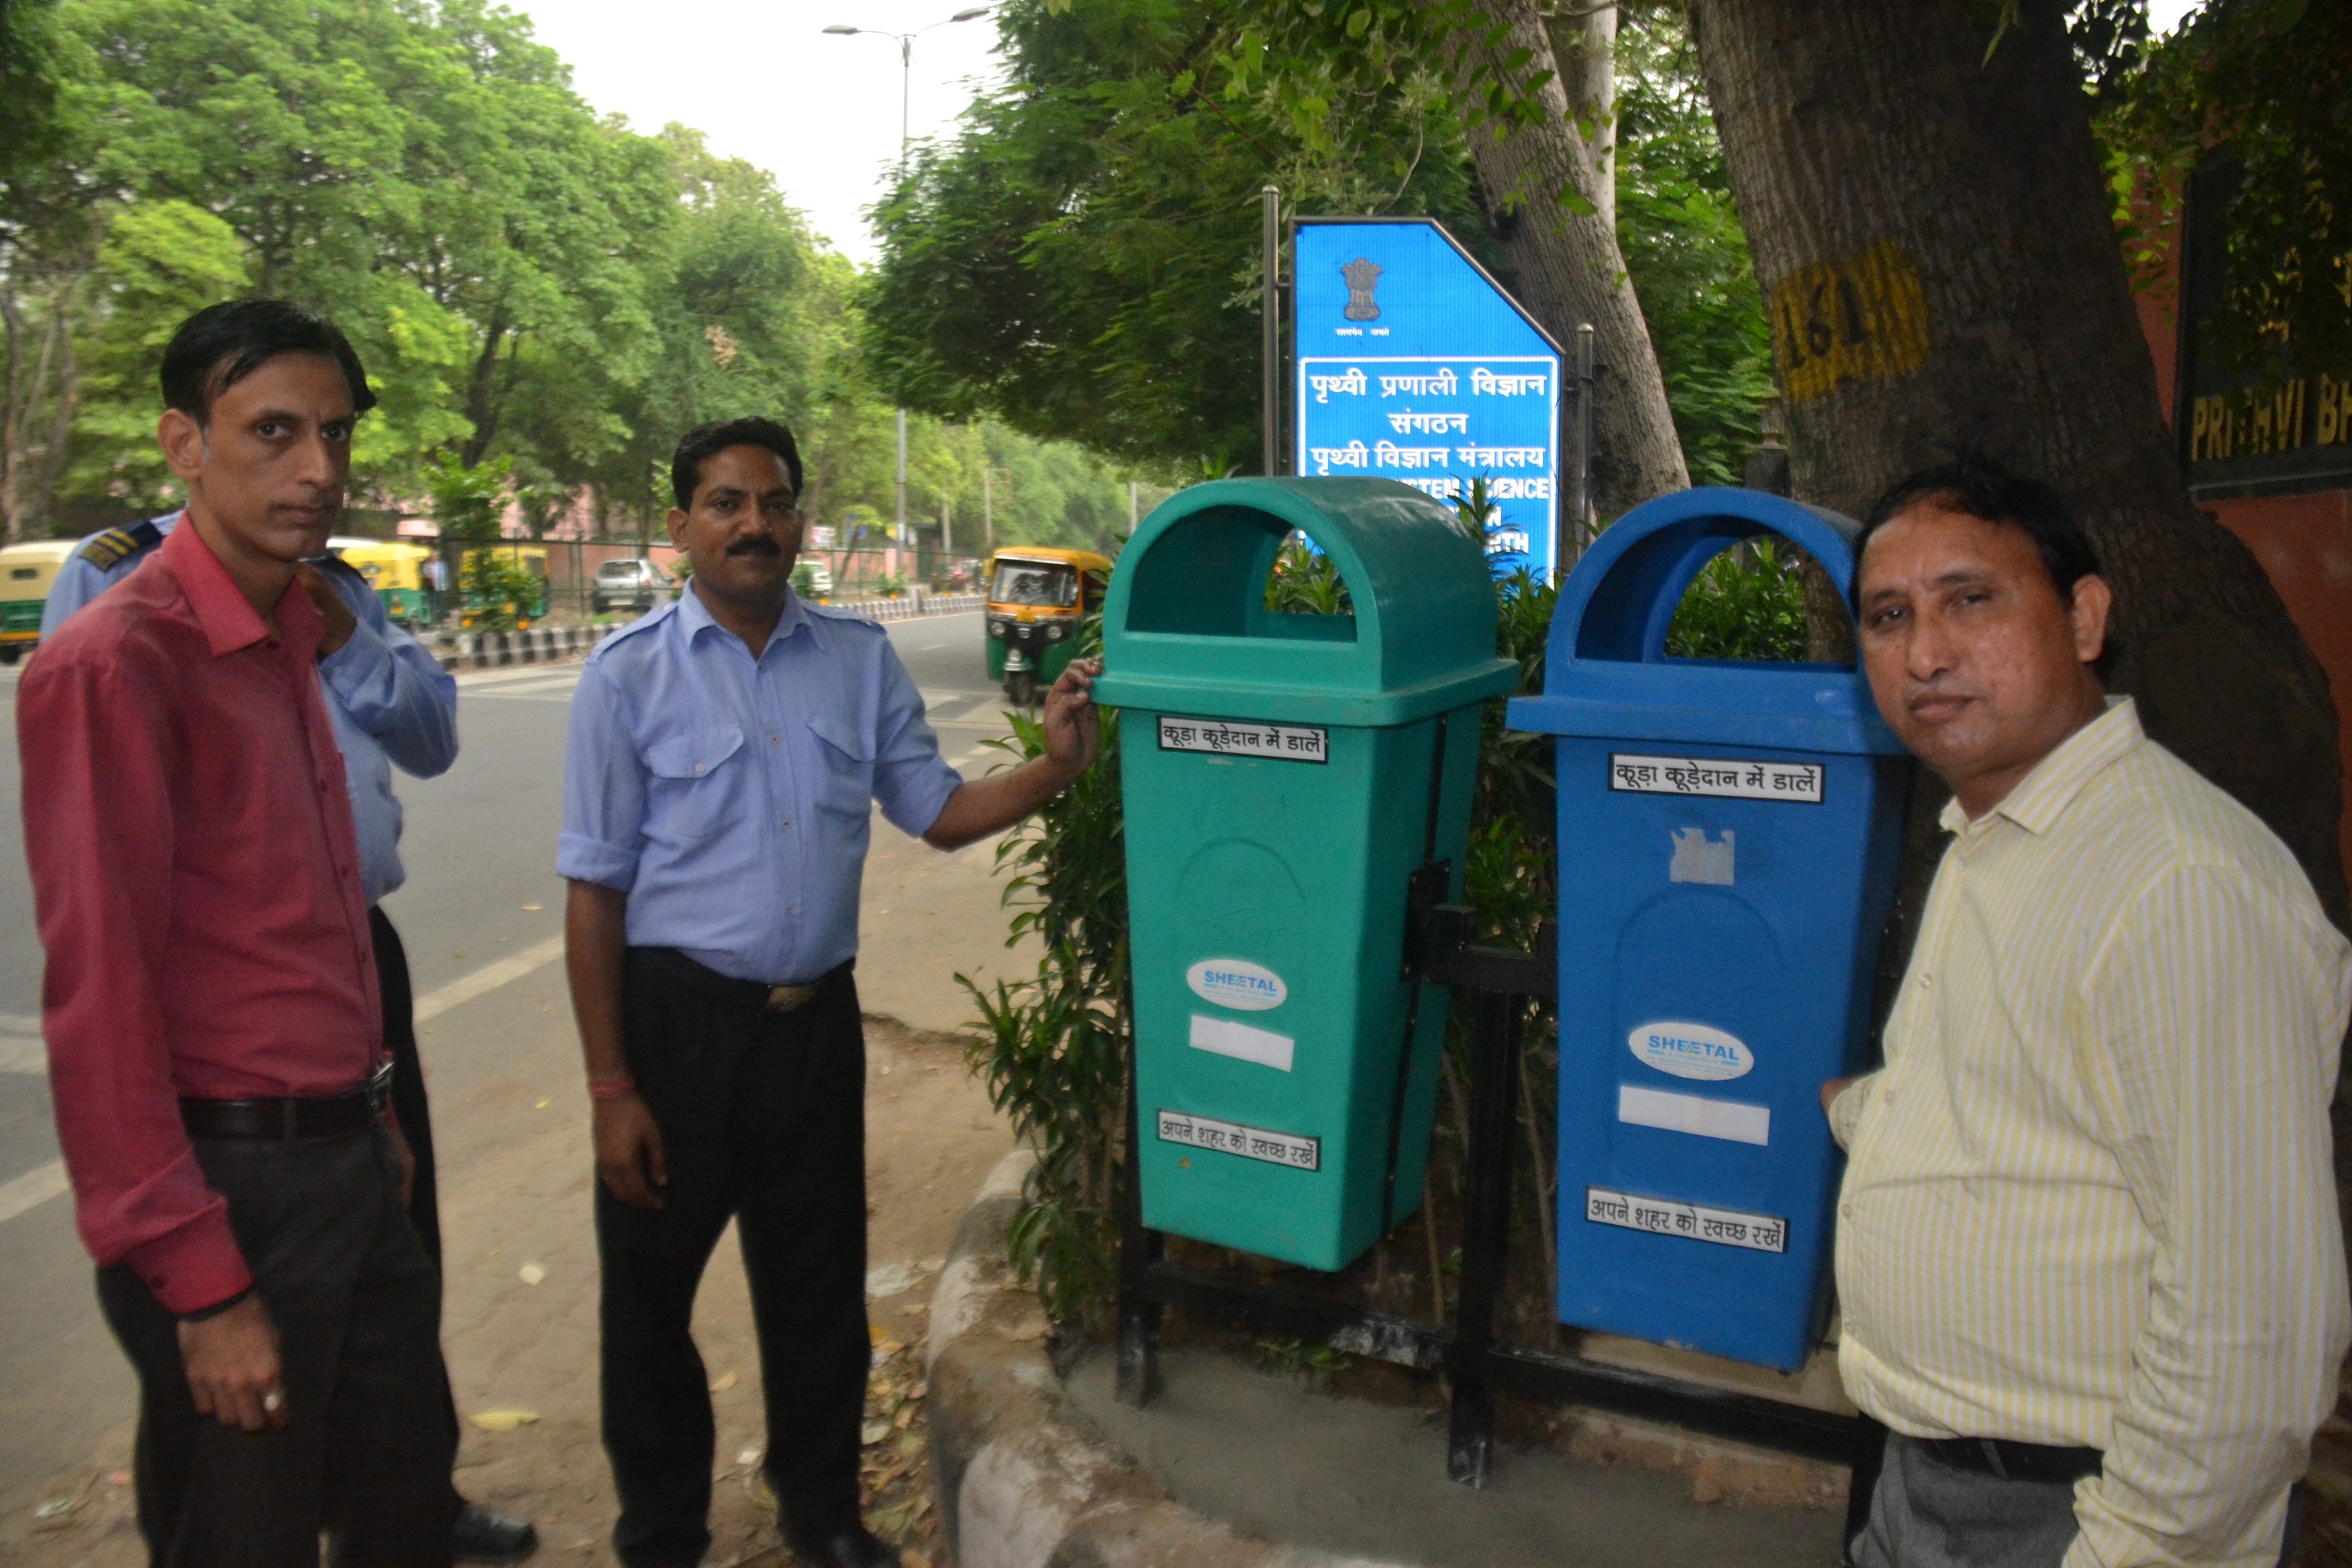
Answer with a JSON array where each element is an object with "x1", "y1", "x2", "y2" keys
[
  {"x1": 559, "y1": 417, "x2": 1100, "y2": 1568},
  {"x1": 42, "y1": 338, "x2": 540, "y2": 1565}
]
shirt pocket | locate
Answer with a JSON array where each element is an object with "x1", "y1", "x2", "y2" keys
[
  {"x1": 644, "y1": 725, "x2": 747, "y2": 781},
  {"x1": 804, "y1": 712, "x2": 875, "y2": 822}
]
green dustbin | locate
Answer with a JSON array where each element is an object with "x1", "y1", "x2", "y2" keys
[{"x1": 1096, "y1": 477, "x2": 1520, "y2": 1270}]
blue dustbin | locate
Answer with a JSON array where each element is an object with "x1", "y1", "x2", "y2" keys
[{"x1": 1507, "y1": 487, "x2": 1910, "y2": 1373}]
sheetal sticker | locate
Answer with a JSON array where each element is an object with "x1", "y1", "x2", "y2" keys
[
  {"x1": 1629, "y1": 1021, "x2": 1754, "y2": 1082},
  {"x1": 1188, "y1": 958, "x2": 1288, "y2": 1012}
]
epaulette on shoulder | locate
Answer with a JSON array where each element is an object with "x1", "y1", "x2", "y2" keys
[
  {"x1": 590, "y1": 602, "x2": 675, "y2": 657},
  {"x1": 804, "y1": 600, "x2": 885, "y2": 630},
  {"x1": 77, "y1": 519, "x2": 163, "y2": 572}
]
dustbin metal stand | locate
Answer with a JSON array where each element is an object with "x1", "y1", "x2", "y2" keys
[{"x1": 1113, "y1": 887, "x2": 1876, "y2": 1486}]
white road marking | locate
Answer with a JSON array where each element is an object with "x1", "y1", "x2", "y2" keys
[
  {"x1": 413, "y1": 934, "x2": 570, "y2": 1024},
  {"x1": 463, "y1": 673, "x2": 579, "y2": 697},
  {"x1": 0, "y1": 1160, "x2": 69, "y2": 1224},
  {"x1": 0, "y1": 940, "x2": 571, "y2": 1228},
  {"x1": 0, "y1": 1033, "x2": 46, "y2": 1075}
]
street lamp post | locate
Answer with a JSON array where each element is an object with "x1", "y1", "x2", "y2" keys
[{"x1": 823, "y1": 7, "x2": 992, "y2": 584}]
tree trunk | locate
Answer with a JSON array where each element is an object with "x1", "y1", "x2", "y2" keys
[
  {"x1": 1686, "y1": 0, "x2": 2346, "y2": 936},
  {"x1": 1433, "y1": 0, "x2": 1688, "y2": 521}
]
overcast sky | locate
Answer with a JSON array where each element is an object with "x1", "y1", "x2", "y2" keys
[
  {"x1": 514, "y1": 1, "x2": 1007, "y2": 266},
  {"x1": 512, "y1": 0, "x2": 2208, "y2": 270}
]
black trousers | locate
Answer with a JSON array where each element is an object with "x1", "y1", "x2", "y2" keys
[
  {"x1": 370, "y1": 907, "x2": 467, "y2": 1512},
  {"x1": 597, "y1": 947, "x2": 869, "y2": 1568},
  {"x1": 372, "y1": 907, "x2": 441, "y2": 1269},
  {"x1": 97, "y1": 1126, "x2": 457, "y2": 1567}
]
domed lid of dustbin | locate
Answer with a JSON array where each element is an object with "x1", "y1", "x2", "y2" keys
[
  {"x1": 1506, "y1": 487, "x2": 1906, "y2": 755},
  {"x1": 1094, "y1": 477, "x2": 1520, "y2": 728}
]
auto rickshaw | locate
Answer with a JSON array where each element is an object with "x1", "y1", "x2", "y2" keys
[
  {"x1": 0, "y1": 539, "x2": 78, "y2": 664},
  {"x1": 459, "y1": 544, "x2": 551, "y2": 630},
  {"x1": 984, "y1": 547, "x2": 1112, "y2": 705},
  {"x1": 330, "y1": 538, "x2": 438, "y2": 626}
]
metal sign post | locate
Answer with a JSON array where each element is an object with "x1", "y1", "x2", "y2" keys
[{"x1": 1291, "y1": 218, "x2": 1565, "y2": 580}]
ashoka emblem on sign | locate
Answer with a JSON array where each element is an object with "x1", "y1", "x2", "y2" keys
[{"x1": 1341, "y1": 257, "x2": 1383, "y2": 321}]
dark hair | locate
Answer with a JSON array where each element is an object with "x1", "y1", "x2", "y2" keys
[
  {"x1": 1856, "y1": 454, "x2": 2104, "y2": 606},
  {"x1": 160, "y1": 299, "x2": 377, "y2": 425},
  {"x1": 670, "y1": 418, "x2": 804, "y2": 510}
]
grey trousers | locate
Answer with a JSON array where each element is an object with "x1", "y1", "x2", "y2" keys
[
  {"x1": 1851, "y1": 1434, "x2": 2304, "y2": 1568},
  {"x1": 1852, "y1": 1435, "x2": 2080, "y2": 1568}
]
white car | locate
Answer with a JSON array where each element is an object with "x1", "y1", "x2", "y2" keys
[{"x1": 593, "y1": 558, "x2": 672, "y2": 613}]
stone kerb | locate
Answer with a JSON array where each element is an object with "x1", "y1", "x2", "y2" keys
[
  {"x1": 432, "y1": 622, "x2": 619, "y2": 670},
  {"x1": 924, "y1": 1150, "x2": 1401, "y2": 1568}
]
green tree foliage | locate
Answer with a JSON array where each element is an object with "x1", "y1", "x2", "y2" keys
[
  {"x1": 1612, "y1": 19, "x2": 1774, "y2": 488},
  {"x1": 866, "y1": 0, "x2": 1772, "y2": 489},
  {"x1": 2100, "y1": 0, "x2": 2352, "y2": 374},
  {"x1": 0, "y1": 0, "x2": 1144, "y2": 549},
  {"x1": 864, "y1": 0, "x2": 1497, "y2": 472}
]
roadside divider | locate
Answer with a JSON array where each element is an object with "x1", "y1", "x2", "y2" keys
[{"x1": 427, "y1": 593, "x2": 985, "y2": 670}]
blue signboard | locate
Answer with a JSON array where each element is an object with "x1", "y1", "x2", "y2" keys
[{"x1": 1293, "y1": 219, "x2": 1564, "y2": 578}]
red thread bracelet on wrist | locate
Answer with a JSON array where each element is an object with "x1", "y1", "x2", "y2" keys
[{"x1": 587, "y1": 1077, "x2": 638, "y2": 1101}]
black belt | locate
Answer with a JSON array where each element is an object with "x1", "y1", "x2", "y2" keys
[
  {"x1": 180, "y1": 1061, "x2": 393, "y2": 1141},
  {"x1": 638, "y1": 950, "x2": 855, "y2": 1017},
  {"x1": 1918, "y1": 1436, "x2": 2104, "y2": 1484}
]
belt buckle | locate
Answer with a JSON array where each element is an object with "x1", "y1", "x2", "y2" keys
[
  {"x1": 365, "y1": 1058, "x2": 395, "y2": 1119},
  {"x1": 764, "y1": 982, "x2": 820, "y2": 1014}
]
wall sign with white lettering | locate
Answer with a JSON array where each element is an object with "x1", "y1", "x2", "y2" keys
[
  {"x1": 1159, "y1": 716, "x2": 1329, "y2": 764},
  {"x1": 1585, "y1": 1187, "x2": 1786, "y2": 1254},
  {"x1": 1610, "y1": 753, "x2": 1823, "y2": 804},
  {"x1": 1157, "y1": 1109, "x2": 1320, "y2": 1171}
]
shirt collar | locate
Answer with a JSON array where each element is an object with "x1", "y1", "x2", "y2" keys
[
  {"x1": 161, "y1": 517, "x2": 321, "y2": 660},
  {"x1": 1938, "y1": 696, "x2": 2142, "y2": 836},
  {"x1": 678, "y1": 578, "x2": 808, "y2": 655}
]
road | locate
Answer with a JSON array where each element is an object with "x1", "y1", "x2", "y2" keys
[{"x1": 0, "y1": 607, "x2": 1010, "y2": 1514}]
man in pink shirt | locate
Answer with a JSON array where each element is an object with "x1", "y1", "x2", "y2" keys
[{"x1": 18, "y1": 300, "x2": 454, "y2": 1566}]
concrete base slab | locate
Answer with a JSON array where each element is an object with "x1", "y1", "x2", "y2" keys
[{"x1": 1064, "y1": 1347, "x2": 1845, "y2": 1568}]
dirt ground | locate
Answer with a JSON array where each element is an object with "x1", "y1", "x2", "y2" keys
[{"x1": 1, "y1": 1016, "x2": 1010, "y2": 1568}]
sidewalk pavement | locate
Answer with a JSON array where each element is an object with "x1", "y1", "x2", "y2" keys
[{"x1": 1, "y1": 811, "x2": 1030, "y2": 1566}]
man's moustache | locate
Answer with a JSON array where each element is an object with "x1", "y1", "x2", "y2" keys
[{"x1": 726, "y1": 538, "x2": 783, "y2": 557}]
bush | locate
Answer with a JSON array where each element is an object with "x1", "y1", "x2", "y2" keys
[
  {"x1": 460, "y1": 549, "x2": 540, "y2": 634},
  {"x1": 1664, "y1": 542, "x2": 1808, "y2": 662}
]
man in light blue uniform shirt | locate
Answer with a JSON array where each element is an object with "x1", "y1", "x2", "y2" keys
[
  {"x1": 559, "y1": 418, "x2": 1100, "y2": 1568},
  {"x1": 44, "y1": 511, "x2": 538, "y2": 1564}
]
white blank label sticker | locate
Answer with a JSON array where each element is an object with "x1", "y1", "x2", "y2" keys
[
  {"x1": 1189, "y1": 1014, "x2": 1296, "y2": 1073},
  {"x1": 1617, "y1": 1084, "x2": 1770, "y2": 1145}
]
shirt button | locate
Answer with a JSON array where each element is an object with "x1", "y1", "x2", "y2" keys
[
  {"x1": 1882, "y1": 1090, "x2": 1897, "y2": 1106},
  {"x1": 694, "y1": 763, "x2": 707, "y2": 774},
  {"x1": 1842, "y1": 1202, "x2": 1856, "y2": 1220},
  {"x1": 1918, "y1": 972, "x2": 1934, "y2": 990},
  {"x1": 770, "y1": 734, "x2": 781, "y2": 744},
  {"x1": 780, "y1": 819, "x2": 791, "y2": 829}
]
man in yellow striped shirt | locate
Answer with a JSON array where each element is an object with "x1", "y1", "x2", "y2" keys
[{"x1": 1827, "y1": 456, "x2": 2351, "y2": 1568}]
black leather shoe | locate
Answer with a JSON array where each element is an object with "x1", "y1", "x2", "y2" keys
[
  {"x1": 785, "y1": 1522, "x2": 900, "y2": 1568},
  {"x1": 453, "y1": 1501, "x2": 540, "y2": 1562}
]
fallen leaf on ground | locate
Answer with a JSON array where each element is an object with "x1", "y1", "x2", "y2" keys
[
  {"x1": 736, "y1": 1445, "x2": 764, "y2": 1467},
  {"x1": 522, "y1": 904, "x2": 543, "y2": 911},
  {"x1": 33, "y1": 1499, "x2": 76, "y2": 1520},
  {"x1": 860, "y1": 1419, "x2": 892, "y2": 1446},
  {"x1": 468, "y1": 1410, "x2": 540, "y2": 1432},
  {"x1": 534, "y1": 1098, "x2": 551, "y2": 1110},
  {"x1": 708, "y1": 1371, "x2": 737, "y2": 1393},
  {"x1": 518, "y1": 1262, "x2": 546, "y2": 1286}
]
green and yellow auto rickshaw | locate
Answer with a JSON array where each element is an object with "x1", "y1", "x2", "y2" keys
[
  {"x1": 984, "y1": 547, "x2": 1111, "y2": 706},
  {"x1": 331, "y1": 539, "x2": 438, "y2": 626},
  {"x1": 0, "y1": 539, "x2": 77, "y2": 664}
]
